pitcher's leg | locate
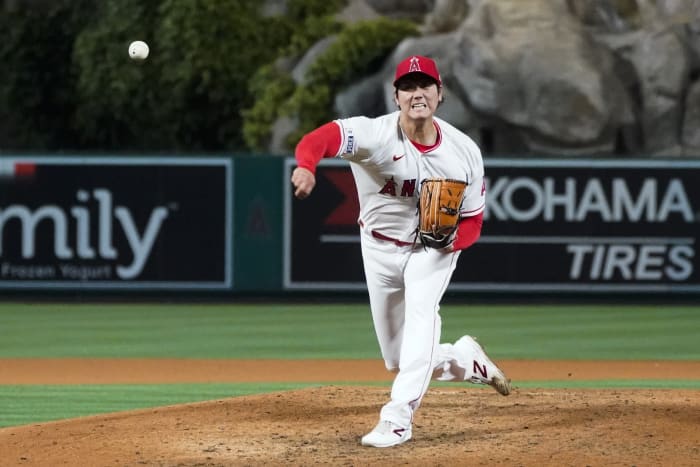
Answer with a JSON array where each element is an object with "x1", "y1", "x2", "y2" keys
[
  {"x1": 360, "y1": 234, "x2": 407, "y2": 370},
  {"x1": 379, "y1": 249, "x2": 460, "y2": 427},
  {"x1": 432, "y1": 336, "x2": 512, "y2": 395},
  {"x1": 366, "y1": 283, "x2": 405, "y2": 370}
]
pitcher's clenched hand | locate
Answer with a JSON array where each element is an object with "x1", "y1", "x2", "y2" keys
[{"x1": 291, "y1": 167, "x2": 316, "y2": 199}]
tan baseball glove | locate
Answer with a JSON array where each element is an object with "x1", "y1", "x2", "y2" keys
[{"x1": 417, "y1": 178, "x2": 468, "y2": 249}]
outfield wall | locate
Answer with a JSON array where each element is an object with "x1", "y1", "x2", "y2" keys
[{"x1": 0, "y1": 155, "x2": 698, "y2": 297}]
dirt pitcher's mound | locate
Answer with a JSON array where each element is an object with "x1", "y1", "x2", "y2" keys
[{"x1": 2, "y1": 386, "x2": 699, "y2": 466}]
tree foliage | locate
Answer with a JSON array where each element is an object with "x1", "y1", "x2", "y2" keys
[
  {"x1": 72, "y1": 0, "x2": 163, "y2": 150},
  {"x1": 0, "y1": 0, "x2": 94, "y2": 150},
  {"x1": 242, "y1": 17, "x2": 419, "y2": 151},
  {"x1": 73, "y1": 0, "x2": 291, "y2": 151},
  {"x1": 152, "y1": 0, "x2": 291, "y2": 151},
  {"x1": 0, "y1": 0, "x2": 417, "y2": 153}
]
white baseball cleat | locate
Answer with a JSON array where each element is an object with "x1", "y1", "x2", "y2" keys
[
  {"x1": 455, "y1": 335, "x2": 512, "y2": 396},
  {"x1": 361, "y1": 420, "x2": 412, "y2": 447}
]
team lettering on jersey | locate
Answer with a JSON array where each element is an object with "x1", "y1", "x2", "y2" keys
[
  {"x1": 378, "y1": 178, "x2": 483, "y2": 199},
  {"x1": 379, "y1": 177, "x2": 417, "y2": 197}
]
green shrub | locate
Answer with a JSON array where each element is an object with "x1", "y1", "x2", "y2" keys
[
  {"x1": 73, "y1": 0, "x2": 163, "y2": 150},
  {"x1": 1, "y1": 0, "x2": 414, "y2": 153},
  {"x1": 0, "y1": 1, "x2": 94, "y2": 150},
  {"x1": 284, "y1": 0, "x2": 346, "y2": 57},
  {"x1": 241, "y1": 3, "x2": 346, "y2": 152},
  {"x1": 73, "y1": 0, "x2": 292, "y2": 151},
  {"x1": 243, "y1": 16, "x2": 418, "y2": 152},
  {"x1": 287, "y1": 0, "x2": 346, "y2": 18},
  {"x1": 285, "y1": 17, "x2": 419, "y2": 147},
  {"x1": 154, "y1": 0, "x2": 291, "y2": 151},
  {"x1": 241, "y1": 65, "x2": 296, "y2": 151}
]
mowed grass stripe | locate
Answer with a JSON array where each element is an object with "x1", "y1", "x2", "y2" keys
[
  {"x1": 0, "y1": 303, "x2": 697, "y2": 360},
  {"x1": 0, "y1": 383, "x2": 316, "y2": 428}
]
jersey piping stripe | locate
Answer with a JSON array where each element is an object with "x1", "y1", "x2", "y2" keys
[{"x1": 371, "y1": 230, "x2": 415, "y2": 247}]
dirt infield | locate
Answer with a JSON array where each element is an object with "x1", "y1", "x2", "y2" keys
[{"x1": 1, "y1": 359, "x2": 699, "y2": 466}]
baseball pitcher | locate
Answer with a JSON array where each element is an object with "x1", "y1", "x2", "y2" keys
[{"x1": 291, "y1": 55, "x2": 511, "y2": 448}]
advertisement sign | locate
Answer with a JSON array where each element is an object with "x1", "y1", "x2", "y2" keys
[
  {"x1": 284, "y1": 158, "x2": 700, "y2": 293},
  {"x1": 0, "y1": 157, "x2": 232, "y2": 290}
]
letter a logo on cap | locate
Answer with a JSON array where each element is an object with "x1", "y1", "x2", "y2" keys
[{"x1": 393, "y1": 55, "x2": 442, "y2": 86}]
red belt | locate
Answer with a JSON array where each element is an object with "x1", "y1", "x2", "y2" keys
[{"x1": 371, "y1": 230, "x2": 414, "y2": 247}]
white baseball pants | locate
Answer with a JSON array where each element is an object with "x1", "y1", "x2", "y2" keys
[{"x1": 360, "y1": 231, "x2": 472, "y2": 428}]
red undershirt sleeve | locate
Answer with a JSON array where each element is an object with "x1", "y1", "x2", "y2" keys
[
  {"x1": 294, "y1": 122, "x2": 342, "y2": 174},
  {"x1": 452, "y1": 212, "x2": 484, "y2": 251}
]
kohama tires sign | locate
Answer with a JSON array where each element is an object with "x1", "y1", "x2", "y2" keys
[
  {"x1": 0, "y1": 157, "x2": 232, "y2": 290},
  {"x1": 284, "y1": 158, "x2": 700, "y2": 294}
]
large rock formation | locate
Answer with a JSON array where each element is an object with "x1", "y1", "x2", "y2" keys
[{"x1": 274, "y1": 0, "x2": 700, "y2": 157}]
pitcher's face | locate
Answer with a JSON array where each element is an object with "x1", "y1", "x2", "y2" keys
[{"x1": 394, "y1": 75, "x2": 442, "y2": 121}]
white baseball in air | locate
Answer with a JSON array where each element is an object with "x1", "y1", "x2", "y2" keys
[{"x1": 128, "y1": 40, "x2": 149, "y2": 60}]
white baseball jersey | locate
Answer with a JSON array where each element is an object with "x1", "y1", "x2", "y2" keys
[
  {"x1": 317, "y1": 111, "x2": 497, "y2": 429},
  {"x1": 332, "y1": 111, "x2": 485, "y2": 243}
]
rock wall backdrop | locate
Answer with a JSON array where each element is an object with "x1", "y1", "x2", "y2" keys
[{"x1": 276, "y1": 0, "x2": 700, "y2": 157}]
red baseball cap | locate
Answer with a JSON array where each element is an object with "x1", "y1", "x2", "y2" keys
[{"x1": 393, "y1": 55, "x2": 442, "y2": 87}]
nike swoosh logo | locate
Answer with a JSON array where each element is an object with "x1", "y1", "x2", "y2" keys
[
  {"x1": 392, "y1": 154, "x2": 405, "y2": 161},
  {"x1": 393, "y1": 428, "x2": 406, "y2": 436}
]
